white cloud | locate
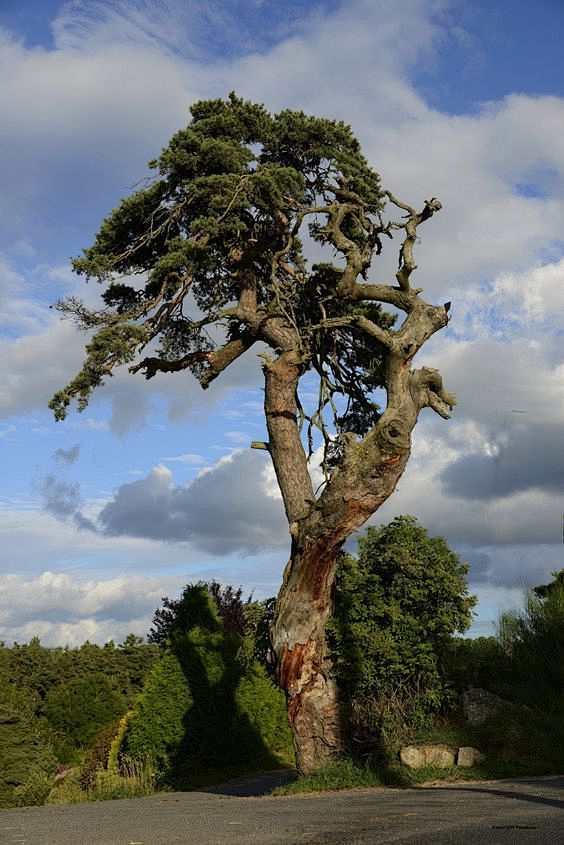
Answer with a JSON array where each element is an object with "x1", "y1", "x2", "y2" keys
[
  {"x1": 160, "y1": 453, "x2": 205, "y2": 464},
  {"x1": 0, "y1": 569, "x2": 182, "y2": 646}
]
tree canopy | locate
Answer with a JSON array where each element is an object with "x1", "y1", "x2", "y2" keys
[
  {"x1": 328, "y1": 516, "x2": 475, "y2": 698},
  {"x1": 50, "y1": 93, "x2": 453, "y2": 479}
]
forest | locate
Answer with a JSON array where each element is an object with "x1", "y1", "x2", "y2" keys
[{"x1": 2, "y1": 517, "x2": 563, "y2": 808}]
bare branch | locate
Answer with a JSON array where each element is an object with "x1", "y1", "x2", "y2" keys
[
  {"x1": 129, "y1": 350, "x2": 211, "y2": 379},
  {"x1": 385, "y1": 192, "x2": 442, "y2": 292},
  {"x1": 411, "y1": 366, "x2": 457, "y2": 419}
]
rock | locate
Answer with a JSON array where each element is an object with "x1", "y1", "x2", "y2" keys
[
  {"x1": 400, "y1": 744, "x2": 456, "y2": 769},
  {"x1": 462, "y1": 688, "x2": 525, "y2": 726},
  {"x1": 456, "y1": 746, "x2": 485, "y2": 767}
]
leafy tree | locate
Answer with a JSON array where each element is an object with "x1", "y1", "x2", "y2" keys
[
  {"x1": 150, "y1": 581, "x2": 275, "y2": 672},
  {"x1": 51, "y1": 94, "x2": 455, "y2": 773},
  {"x1": 327, "y1": 517, "x2": 475, "y2": 749},
  {"x1": 149, "y1": 581, "x2": 250, "y2": 645}
]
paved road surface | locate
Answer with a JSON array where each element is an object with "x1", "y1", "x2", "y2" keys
[{"x1": 1, "y1": 776, "x2": 563, "y2": 844}]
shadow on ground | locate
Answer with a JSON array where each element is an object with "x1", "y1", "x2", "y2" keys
[{"x1": 203, "y1": 768, "x2": 297, "y2": 796}]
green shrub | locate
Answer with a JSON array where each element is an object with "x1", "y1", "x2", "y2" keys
[
  {"x1": 125, "y1": 626, "x2": 291, "y2": 787},
  {"x1": 80, "y1": 720, "x2": 121, "y2": 789},
  {"x1": 440, "y1": 636, "x2": 508, "y2": 695},
  {"x1": 124, "y1": 654, "x2": 192, "y2": 780},
  {"x1": 107, "y1": 710, "x2": 134, "y2": 773},
  {"x1": 0, "y1": 685, "x2": 57, "y2": 808},
  {"x1": 235, "y1": 664, "x2": 293, "y2": 757},
  {"x1": 498, "y1": 577, "x2": 564, "y2": 708},
  {"x1": 327, "y1": 517, "x2": 475, "y2": 756},
  {"x1": 43, "y1": 673, "x2": 126, "y2": 760},
  {"x1": 13, "y1": 769, "x2": 55, "y2": 808},
  {"x1": 47, "y1": 759, "x2": 157, "y2": 805}
]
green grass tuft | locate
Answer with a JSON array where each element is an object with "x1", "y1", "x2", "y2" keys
[{"x1": 272, "y1": 759, "x2": 401, "y2": 795}]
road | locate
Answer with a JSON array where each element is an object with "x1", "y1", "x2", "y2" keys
[{"x1": 1, "y1": 776, "x2": 563, "y2": 844}]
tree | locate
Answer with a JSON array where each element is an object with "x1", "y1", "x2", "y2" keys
[
  {"x1": 498, "y1": 570, "x2": 564, "y2": 707},
  {"x1": 127, "y1": 585, "x2": 291, "y2": 786},
  {"x1": 532, "y1": 568, "x2": 564, "y2": 600},
  {"x1": 327, "y1": 517, "x2": 475, "y2": 750},
  {"x1": 51, "y1": 94, "x2": 455, "y2": 773},
  {"x1": 43, "y1": 674, "x2": 126, "y2": 760},
  {"x1": 149, "y1": 581, "x2": 275, "y2": 671}
]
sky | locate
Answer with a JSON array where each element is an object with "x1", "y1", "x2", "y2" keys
[{"x1": 0, "y1": 0, "x2": 563, "y2": 647}]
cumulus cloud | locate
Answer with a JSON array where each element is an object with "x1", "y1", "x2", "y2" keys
[
  {"x1": 368, "y1": 419, "x2": 563, "y2": 583},
  {"x1": 1, "y1": 0, "x2": 563, "y2": 642},
  {"x1": 98, "y1": 450, "x2": 288, "y2": 554},
  {"x1": 0, "y1": 570, "x2": 183, "y2": 646},
  {"x1": 441, "y1": 422, "x2": 564, "y2": 500}
]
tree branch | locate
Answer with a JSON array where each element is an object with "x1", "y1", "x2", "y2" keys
[
  {"x1": 201, "y1": 332, "x2": 256, "y2": 388},
  {"x1": 410, "y1": 366, "x2": 456, "y2": 419},
  {"x1": 385, "y1": 192, "x2": 442, "y2": 292}
]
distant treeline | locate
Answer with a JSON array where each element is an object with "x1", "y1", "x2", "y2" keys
[{"x1": 0, "y1": 635, "x2": 160, "y2": 709}]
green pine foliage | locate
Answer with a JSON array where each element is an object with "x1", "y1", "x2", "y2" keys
[
  {"x1": 124, "y1": 653, "x2": 192, "y2": 779},
  {"x1": 0, "y1": 685, "x2": 57, "y2": 808},
  {"x1": 0, "y1": 636, "x2": 160, "y2": 710},
  {"x1": 50, "y1": 93, "x2": 391, "y2": 443},
  {"x1": 125, "y1": 584, "x2": 292, "y2": 787}
]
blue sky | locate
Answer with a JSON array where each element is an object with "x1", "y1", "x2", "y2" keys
[{"x1": 0, "y1": 0, "x2": 563, "y2": 646}]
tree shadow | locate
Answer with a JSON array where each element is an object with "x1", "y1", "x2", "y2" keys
[
  {"x1": 167, "y1": 586, "x2": 283, "y2": 790},
  {"x1": 433, "y1": 778, "x2": 564, "y2": 811}
]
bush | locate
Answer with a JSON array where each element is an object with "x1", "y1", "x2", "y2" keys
[
  {"x1": 327, "y1": 516, "x2": 475, "y2": 755},
  {"x1": 498, "y1": 575, "x2": 564, "y2": 708},
  {"x1": 43, "y1": 673, "x2": 126, "y2": 760},
  {"x1": 124, "y1": 625, "x2": 291, "y2": 787},
  {"x1": 125, "y1": 582, "x2": 292, "y2": 788},
  {"x1": 124, "y1": 654, "x2": 192, "y2": 781},
  {"x1": 441, "y1": 636, "x2": 508, "y2": 695},
  {"x1": 0, "y1": 685, "x2": 57, "y2": 808},
  {"x1": 80, "y1": 720, "x2": 121, "y2": 789}
]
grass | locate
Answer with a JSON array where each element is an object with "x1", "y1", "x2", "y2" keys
[
  {"x1": 272, "y1": 759, "x2": 402, "y2": 795},
  {"x1": 47, "y1": 759, "x2": 159, "y2": 805},
  {"x1": 273, "y1": 706, "x2": 564, "y2": 796}
]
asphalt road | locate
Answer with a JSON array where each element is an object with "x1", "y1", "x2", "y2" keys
[{"x1": 1, "y1": 776, "x2": 563, "y2": 844}]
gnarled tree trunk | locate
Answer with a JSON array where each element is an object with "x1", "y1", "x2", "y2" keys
[
  {"x1": 270, "y1": 411, "x2": 415, "y2": 773},
  {"x1": 264, "y1": 310, "x2": 454, "y2": 773}
]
